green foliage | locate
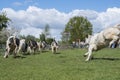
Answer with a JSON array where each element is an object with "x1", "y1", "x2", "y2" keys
[
  {"x1": 0, "y1": 48, "x2": 120, "y2": 80},
  {"x1": 0, "y1": 34, "x2": 7, "y2": 44},
  {"x1": 46, "y1": 37, "x2": 54, "y2": 44},
  {"x1": 43, "y1": 24, "x2": 50, "y2": 38},
  {"x1": 0, "y1": 29, "x2": 7, "y2": 44},
  {"x1": 19, "y1": 35, "x2": 26, "y2": 39},
  {"x1": 40, "y1": 33, "x2": 45, "y2": 41},
  {"x1": 0, "y1": 12, "x2": 11, "y2": 45},
  {"x1": 19, "y1": 35, "x2": 37, "y2": 42},
  {"x1": 0, "y1": 12, "x2": 10, "y2": 31},
  {"x1": 63, "y1": 16, "x2": 92, "y2": 43}
]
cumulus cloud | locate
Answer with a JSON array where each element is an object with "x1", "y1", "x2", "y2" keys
[
  {"x1": 1, "y1": 6, "x2": 120, "y2": 40},
  {"x1": 91, "y1": 7, "x2": 120, "y2": 33},
  {"x1": 20, "y1": 27, "x2": 42, "y2": 37}
]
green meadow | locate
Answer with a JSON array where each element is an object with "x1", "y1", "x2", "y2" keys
[{"x1": 0, "y1": 48, "x2": 120, "y2": 80}]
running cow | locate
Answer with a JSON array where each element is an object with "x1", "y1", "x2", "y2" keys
[
  {"x1": 84, "y1": 24, "x2": 120, "y2": 61},
  {"x1": 4, "y1": 36, "x2": 20, "y2": 58},
  {"x1": 51, "y1": 39, "x2": 58, "y2": 54},
  {"x1": 27, "y1": 40, "x2": 38, "y2": 54}
]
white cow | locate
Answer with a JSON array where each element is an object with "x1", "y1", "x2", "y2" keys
[
  {"x1": 4, "y1": 36, "x2": 20, "y2": 58},
  {"x1": 51, "y1": 40, "x2": 58, "y2": 54},
  {"x1": 84, "y1": 24, "x2": 120, "y2": 61},
  {"x1": 17, "y1": 39, "x2": 28, "y2": 54}
]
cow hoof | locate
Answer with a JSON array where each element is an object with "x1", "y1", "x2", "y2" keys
[
  {"x1": 85, "y1": 59, "x2": 90, "y2": 61},
  {"x1": 4, "y1": 55, "x2": 8, "y2": 58},
  {"x1": 85, "y1": 60, "x2": 89, "y2": 62},
  {"x1": 83, "y1": 55, "x2": 87, "y2": 57}
]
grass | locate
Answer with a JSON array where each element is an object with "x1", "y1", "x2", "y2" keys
[{"x1": 0, "y1": 48, "x2": 120, "y2": 80}]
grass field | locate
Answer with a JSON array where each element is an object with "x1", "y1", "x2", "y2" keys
[{"x1": 0, "y1": 48, "x2": 120, "y2": 80}]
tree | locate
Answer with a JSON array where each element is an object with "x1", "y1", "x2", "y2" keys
[
  {"x1": 0, "y1": 12, "x2": 10, "y2": 48},
  {"x1": 25, "y1": 35, "x2": 36, "y2": 42},
  {"x1": 39, "y1": 33, "x2": 45, "y2": 41},
  {"x1": 46, "y1": 38, "x2": 54, "y2": 45},
  {"x1": 0, "y1": 29, "x2": 7, "y2": 48},
  {"x1": 0, "y1": 12, "x2": 10, "y2": 31},
  {"x1": 7, "y1": 27, "x2": 20, "y2": 37},
  {"x1": 62, "y1": 16, "x2": 92, "y2": 43},
  {"x1": 19, "y1": 35, "x2": 39, "y2": 42},
  {"x1": 19, "y1": 35, "x2": 26, "y2": 39},
  {"x1": 43, "y1": 24, "x2": 50, "y2": 38}
]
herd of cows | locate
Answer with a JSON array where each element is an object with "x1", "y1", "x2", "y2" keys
[
  {"x1": 4, "y1": 36, "x2": 58, "y2": 58},
  {"x1": 2, "y1": 24, "x2": 120, "y2": 61}
]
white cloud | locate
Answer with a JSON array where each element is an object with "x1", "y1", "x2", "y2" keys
[
  {"x1": 91, "y1": 7, "x2": 120, "y2": 33},
  {"x1": 1, "y1": 6, "x2": 120, "y2": 40},
  {"x1": 13, "y1": 2, "x2": 23, "y2": 6},
  {"x1": 20, "y1": 27, "x2": 42, "y2": 37}
]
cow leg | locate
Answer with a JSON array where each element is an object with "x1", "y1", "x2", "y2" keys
[
  {"x1": 109, "y1": 36, "x2": 119, "y2": 48},
  {"x1": 85, "y1": 45, "x2": 94, "y2": 61},
  {"x1": 4, "y1": 47, "x2": 10, "y2": 58},
  {"x1": 54, "y1": 47, "x2": 56, "y2": 54},
  {"x1": 17, "y1": 45, "x2": 25, "y2": 56},
  {"x1": 84, "y1": 45, "x2": 92, "y2": 57},
  {"x1": 27, "y1": 47, "x2": 32, "y2": 54},
  {"x1": 109, "y1": 40, "x2": 115, "y2": 48},
  {"x1": 52, "y1": 46, "x2": 55, "y2": 54},
  {"x1": 14, "y1": 46, "x2": 19, "y2": 58},
  {"x1": 52, "y1": 47, "x2": 53, "y2": 53},
  {"x1": 17, "y1": 45, "x2": 22, "y2": 54},
  {"x1": 40, "y1": 47, "x2": 42, "y2": 53},
  {"x1": 84, "y1": 52, "x2": 89, "y2": 57},
  {"x1": 38, "y1": 45, "x2": 41, "y2": 52},
  {"x1": 33, "y1": 47, "x2": 36, "y2": 54},
  {"x1": 56, "y1": 46, "x2": 58, "y2": 53}
]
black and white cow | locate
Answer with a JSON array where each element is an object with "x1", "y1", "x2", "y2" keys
[
  {"x1": 4, "y1": 36, "x2": 20, "y2": 58},
  {"x1": 17, "y1": 39, "x2": 28, "y2": 54},
  {"x1": 51, "y1": 40, "x2": 58, "y2": 54},
  {"x1": 27, "y1": 40, "x2": 38, "y2": 54},
  {"x1": 37, "y1": 41, "x2": 46, "y2": 53}
]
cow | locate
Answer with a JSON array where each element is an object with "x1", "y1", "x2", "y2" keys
[
  {"x1": 37, "y1": 41, "x2": 46, "y2": 53},
  {"x1": 84, "y1": 24, "x2": 120, "y2": 61},
  {"x1": 51, "y1": 40, "x2": 58, "y2": 54},
  {"x1": 4, "y1": 36, "x2": 20, "y2": 58},
  {"x1": 27, "y1": 40, "x2": 38, "y2": 54},
  {"x1": 17, "y1": 39, "x2": 28, "y2": 54},
  {"x1": 118, "y1": 39, "x2": 120, "y2": 48}
]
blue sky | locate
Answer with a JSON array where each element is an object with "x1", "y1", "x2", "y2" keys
[
  {"x1": 1, "y1": 0, "x2": 120, "y2": 12},
  {"x1": 1, "y1": 0, "x2": 120, "y2": 40}
]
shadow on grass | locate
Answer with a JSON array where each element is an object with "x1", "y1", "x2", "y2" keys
[
  {"x1": 54, "y1": 52, "x2": 61, "y2": 54},
  {"x1": 42, "y1": 50, "x2": 49, "y2": 53},
  {"x1": 14, "y1": 55, "x2": 26, "y2": 59},
  {"x1": 92, "y1": 57, "x2": 120, "y2": 61},
  {"x1": 34, "y1": 50, "x2": 49, "y2": 54}
]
